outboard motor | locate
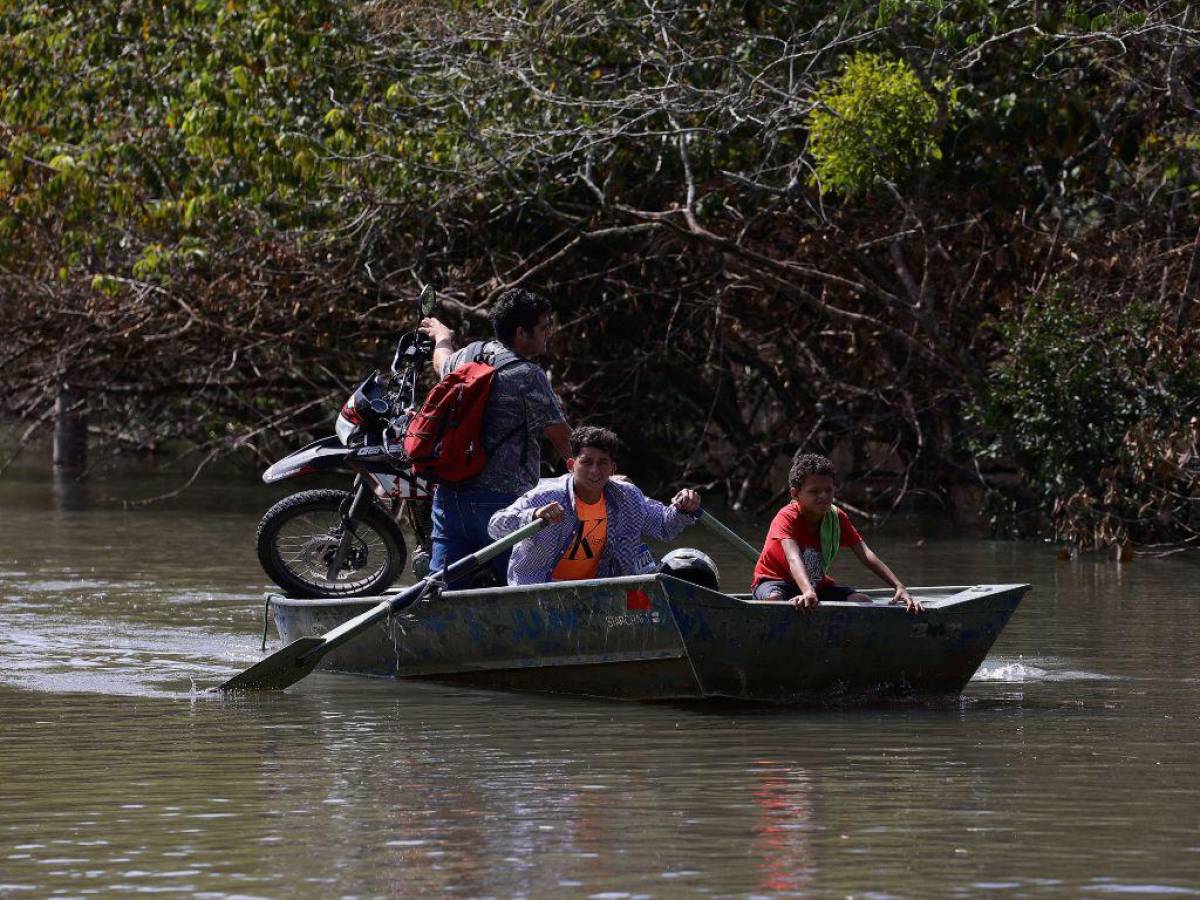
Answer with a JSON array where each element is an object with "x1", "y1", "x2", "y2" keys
[{"x1": 659, "y1": 548, "x2": 720, "y2": 592}]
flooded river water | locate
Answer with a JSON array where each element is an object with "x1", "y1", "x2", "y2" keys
[{"x1": 2, "y1": 468, "x2": 1199, "y2": 897}]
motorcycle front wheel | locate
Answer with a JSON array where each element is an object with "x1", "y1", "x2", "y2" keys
[{"x1": 256, "y1": 489, "x2": 407, "y2": 598}]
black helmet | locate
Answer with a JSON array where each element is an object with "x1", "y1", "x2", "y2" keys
[{"x1": 659, "y1": 548, "x2": 720, "y2": 592}]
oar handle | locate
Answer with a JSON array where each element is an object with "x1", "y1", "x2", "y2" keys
[
  {"x1": 697, "y1": 509, "x2": 761, "y2": 565},
  {"x1": 217, "y1": 516, "x2": 547, "y2": 692},
  {"x1": 279, "y1": 517, "x2": 545, "y2": 660},
  {"x1": 436, "y1": 516, "x2": 546, "y2": 590}
]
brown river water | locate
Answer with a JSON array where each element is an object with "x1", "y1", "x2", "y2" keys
[{"x1": 2, "y1": 467, "x2": 1199, "y2": 897}]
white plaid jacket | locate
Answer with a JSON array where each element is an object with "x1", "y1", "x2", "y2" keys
[{"x1": 487, "y1": 474, "x2": 700, "y2": 585}]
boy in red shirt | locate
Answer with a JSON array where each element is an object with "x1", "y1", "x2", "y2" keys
[{"x1": 751, "y1": 453, "x2": 922, "y2": 613}]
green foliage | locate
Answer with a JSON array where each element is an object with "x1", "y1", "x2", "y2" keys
[
  {"x1": 970, "y1": 293, "x2": 1200, "y2": 546},
  {"x1": 2, "y1": 0, "x2": 1197, "y2": 545},
  {"x1": 0, "y1": 0, "x2": 394, "y2": 275},
  {"x1": 807, "y1": 53, "x2": 946, "y2": 194}
]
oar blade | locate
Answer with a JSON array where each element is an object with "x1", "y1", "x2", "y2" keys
[{"x1": 215, "y1": 636, "x2": 326, "y2": 692}]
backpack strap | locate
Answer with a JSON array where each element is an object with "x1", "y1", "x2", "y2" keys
[{"x1": 475, "y1": 340, "x2": 524, "y2": 373}]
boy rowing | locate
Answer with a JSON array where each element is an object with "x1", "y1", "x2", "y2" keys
[
  {"x1": 752, "y1": 452, "x2": 923, "y2": 613},
  {"x1": 487, "y1": 426, "x2": 702, "y2": 585}
]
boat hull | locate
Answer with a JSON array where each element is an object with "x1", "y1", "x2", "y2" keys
[
  {"x1": 667, "y1": 581, "x2": 1025, "y2": 703},
  {"x1": 268, "y1": 576, "x2": 1028, "y2": 703}
]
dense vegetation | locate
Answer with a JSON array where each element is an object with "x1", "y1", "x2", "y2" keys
[{"x1": 2, "y1": 0, "x2": 1198, "y2": 550}]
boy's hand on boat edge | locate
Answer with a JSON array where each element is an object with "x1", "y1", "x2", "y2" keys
[
  {"x1": 891, "y1": 586, "x2": 924, "y2": 614},
  {"x1": 792, "y1": 589, "x2": 819, "y2": 611}
]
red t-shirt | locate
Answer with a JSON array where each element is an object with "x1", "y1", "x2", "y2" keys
[{"x1": 751, "y1": 503, "x2": 863, "y2": 590}]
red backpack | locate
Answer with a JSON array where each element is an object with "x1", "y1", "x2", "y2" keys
[{"x1": 403, "y1": 343, "x2": 521, "y2": 483}]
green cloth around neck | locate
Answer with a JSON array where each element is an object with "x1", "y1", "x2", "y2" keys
[{"x1": 820, "y1": 506, "x2": 841, "y2": 575}]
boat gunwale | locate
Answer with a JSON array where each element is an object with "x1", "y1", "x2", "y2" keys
[{"x1": 267, "y1": 576, "x2": 1030, "y2": 612}]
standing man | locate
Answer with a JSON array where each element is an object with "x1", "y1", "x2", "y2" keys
[{"x1": 419, "y1": 288, "x2": 572, "y2": 585}]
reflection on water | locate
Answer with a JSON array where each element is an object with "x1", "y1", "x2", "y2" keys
[
  {"x1": 750, "y1": 761, "x2": 815, "y2": 894},
  {"x1": 2, "y1": 468, "x2": 1199, "y2": 896}
]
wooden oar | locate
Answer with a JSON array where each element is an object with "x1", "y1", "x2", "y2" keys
[
  {"x1": 696, "y1": 509, "x2": 761, "y2": 565},
  {"x1": 217, "y1": 517, "x2": 546, "y2": 692}
]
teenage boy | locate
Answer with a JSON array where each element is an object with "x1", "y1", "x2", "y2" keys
[
  {"x1": 487, "y1": 426, "x2": 702, "y2": 585},
  {"x1": 752, "y1": 452, "x2": 923, "y2": 613}
]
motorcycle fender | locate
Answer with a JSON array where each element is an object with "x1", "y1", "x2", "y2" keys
[{"x1": 262, "y1": 437, "x2": 353, "y2": 484}]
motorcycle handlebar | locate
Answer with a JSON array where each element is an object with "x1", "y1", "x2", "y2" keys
[{"x1": 391, "y1": 330, "x2": 435, "y2": 376}]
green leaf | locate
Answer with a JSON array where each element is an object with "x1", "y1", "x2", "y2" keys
[{"x1": 90, "y1": 273, "x2": 121, "y2": 296}]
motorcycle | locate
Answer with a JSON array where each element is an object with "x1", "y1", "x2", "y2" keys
[{"x1": 254, "y1": 287, "x2": 438, "y2": 598}]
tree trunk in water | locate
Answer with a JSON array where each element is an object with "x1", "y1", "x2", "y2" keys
[{"x1": 53, "y1": 384, "x2": 86, "y2": 471}]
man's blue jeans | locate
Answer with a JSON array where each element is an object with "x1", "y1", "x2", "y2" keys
[{"x1": 429, "y1": 485, "x2": 519, "y2": 587}]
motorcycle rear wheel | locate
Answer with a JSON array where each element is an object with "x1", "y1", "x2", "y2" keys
[{"x1": 257, "y1": 489, "x2": 407, "y2": 598}]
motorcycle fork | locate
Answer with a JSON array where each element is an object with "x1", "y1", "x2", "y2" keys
[
  {"x1": 398, "y1": 499, "x2": 431, "y2": 548},
  {"x1": 394, "y1": 497, "x2": 433, "y2": 578},
  {"x1": 325, "y1": 476, "x2": 372, "y2": 582}
]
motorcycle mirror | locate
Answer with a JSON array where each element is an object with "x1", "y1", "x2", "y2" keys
[{"x1": 418, "y1": 285, "x2": 436, "y2": 318}]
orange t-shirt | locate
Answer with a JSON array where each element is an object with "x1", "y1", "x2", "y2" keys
[{"x1": 552, "y1": 494, "x2": 608, "y2": 581}]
